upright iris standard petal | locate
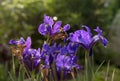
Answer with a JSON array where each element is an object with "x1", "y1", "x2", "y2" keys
[
  {"x1": 82, "y1": 25, "x2": 91, "y2": 34},
  {"x1": 25, "y1": 37, "x2": 31, "y2": 47},
  {"x1": 44, "y1": 14, "x2": 54, "y2": 26},
  {"x1": 24, "y1": 37, "x2": 31, "y2": 52},
  {"x1": 52, "y1": 21, "x2": 62, "y2": 34},
  {"x1": 94, "y1": 27, "x2": 102, "y2": 35}
]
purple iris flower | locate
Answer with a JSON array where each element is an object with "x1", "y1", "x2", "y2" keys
[
  {"x1": 9, "y1": 37, "x2": 26, "y2": 45},
  {"x1": 55, "y1": 42, "x2": 80, "y2": 72},
  {"x1": 9, "y1": 37, "x2": 31, "y2": 47},
  {"x1": 23, "y1": 48, "x2": 41, "y2": 70},
  {"x1": 41, "y1": 42, "x2": 62, "y2": 68},
  {"x1": 56, "y1": 54, "x2": 80, "y2": 71},
  {"x1": 60, "y1": 42, "x2": 79, "y2": 55},
  {"x1": 9, "y1": 37, "x2": 32, "y2": 54},
  {"x1": 38, "y1": 15, "x2": 70, "y2": 36},
  {"x1": 9, "y1": 37, "x2": 41, "y2": 70},
  {"x1": 40, "y1": 42, "x2": 53, "y2": 68},
  {"x1": 69, "y1": 26, "x2": 108, "y2": 50},
  {"x1": 38, "y1": 15, "x2": 53, "y2": 36}
]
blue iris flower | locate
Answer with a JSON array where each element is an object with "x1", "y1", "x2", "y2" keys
[
  {"x1": 69, "y1": 26, "x2": 108, "y2": 50},
  {"x1": 38, "y1": 15, "x2": 70, "y2": 36},
  {"x1": 9, "y1": 37, "x2": 42, "y2": 70}
]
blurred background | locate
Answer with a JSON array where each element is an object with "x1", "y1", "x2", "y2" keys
[{"x1": 0, "y1": 0, "x2": 120, "y2": 81}]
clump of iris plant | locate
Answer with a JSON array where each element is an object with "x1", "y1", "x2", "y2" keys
[
  {"x1": 69, "y1": 26, "x2": 108, "y2": 81},
  {"x1": 9, "y1": 37, "x2": 41, "y2": 71},
  {"x1": 9, "y1": 15, "x2": 108, "y2": 81}
]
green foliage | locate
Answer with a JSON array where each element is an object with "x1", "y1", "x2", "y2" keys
[
  {"x1": 69, "y1": 65, "x2": 120, "y2": 81},
  {"x1": 0, "y1": 0, "x2": 45, "y2": 44},
  {"x1": 0, "y1": 0, "x2": 119, "y2": 46},
  {"x1": 0, "y1": 63, "x2": 10, "y2": 81}
]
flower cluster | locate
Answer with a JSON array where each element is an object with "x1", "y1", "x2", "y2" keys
[
  {"x1": 9, "y1": 37, "x2": 41, "y2": 70},
  {"x1": 38, "y1": 14, "x2": 70, "y2": 36},
  {"x1": 9, "y1": 15, "x2": 108, "y2": 80}
]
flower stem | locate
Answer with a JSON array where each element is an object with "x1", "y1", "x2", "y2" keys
[
  {"x1": 84, "y1": 50, "x2": 93, "y2": 81},
  {"x1": 85, "y1": 51, "x2": 88, "y2": 81},
  {"x1": 105, "y1": 60, "x2": 110, "y2": 81},
  {"x1": 12, "y1": 55, "x2": 15, "y2": 75},
  {"x1": 51, "y1": 62, "x2": 58, "y2": 81}
]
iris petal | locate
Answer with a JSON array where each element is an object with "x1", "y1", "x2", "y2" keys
[
  {"x1": 52, "y1": 21, "x2": 62, "y2": 34},
  {"x1": 63, "y1": 24, "x2": 70, "y2": 31},
  {"x1": 9, "y1": 39, "x2": 17, "y2": 44},
  {"x1": 38, "y1": 23, "x2": 51, "y2": 35},
  {"x1": 9, "y1": 37, "x2": 25, "y2": 45},
  {"x1": 99, "y1": 36, "x2": 108, "y2": 47},
  {"x1": 44, "y1": 14, "x2": 54, "y2": 26},
  {"x1": 94, "y1": 27, "x2": 102, "y2": 35}
]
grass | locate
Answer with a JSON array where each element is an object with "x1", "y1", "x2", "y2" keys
[
  {"x1": 69, "y1": 65, "x2": 120, "y2": 81},
  {"x1": 94, "y1": 66, "x2": 120, "y2": 81},
  {"x1": 0, "y1": 63, "x2": 120, "y2": 81}
]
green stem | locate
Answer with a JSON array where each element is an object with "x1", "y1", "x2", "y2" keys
[
  {"x1": 31, "y1": 71, "x2": 35, "y2": 81},
  {"x1": 51, "y1": 62, "x2": 58, "y2": 81},
  {"x1": 85, "y1": 51, "x2": 88, "y2": 81},
  {"x1": 105, "y1": 60, "x2": 110, "y2": 81},
  {"x1": 12, "y1": 55, "x2": 15, "y2": 75},
  {"x1": 21, "y1": 61, "x2": 31, "y2": 81},
  {"x1": 84, "y1": 50, "x2": 94, "y2": 81},
  {"x1": 91, "y1": 53, "x2": 94, "y2": 80},
  {"x1": 12, "y1": 55, "x2": 17, "y2": 81}
]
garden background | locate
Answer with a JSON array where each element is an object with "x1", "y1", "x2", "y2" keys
[{"x1": 0, "y1": 0, "x2": 120, "y2": 81}]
